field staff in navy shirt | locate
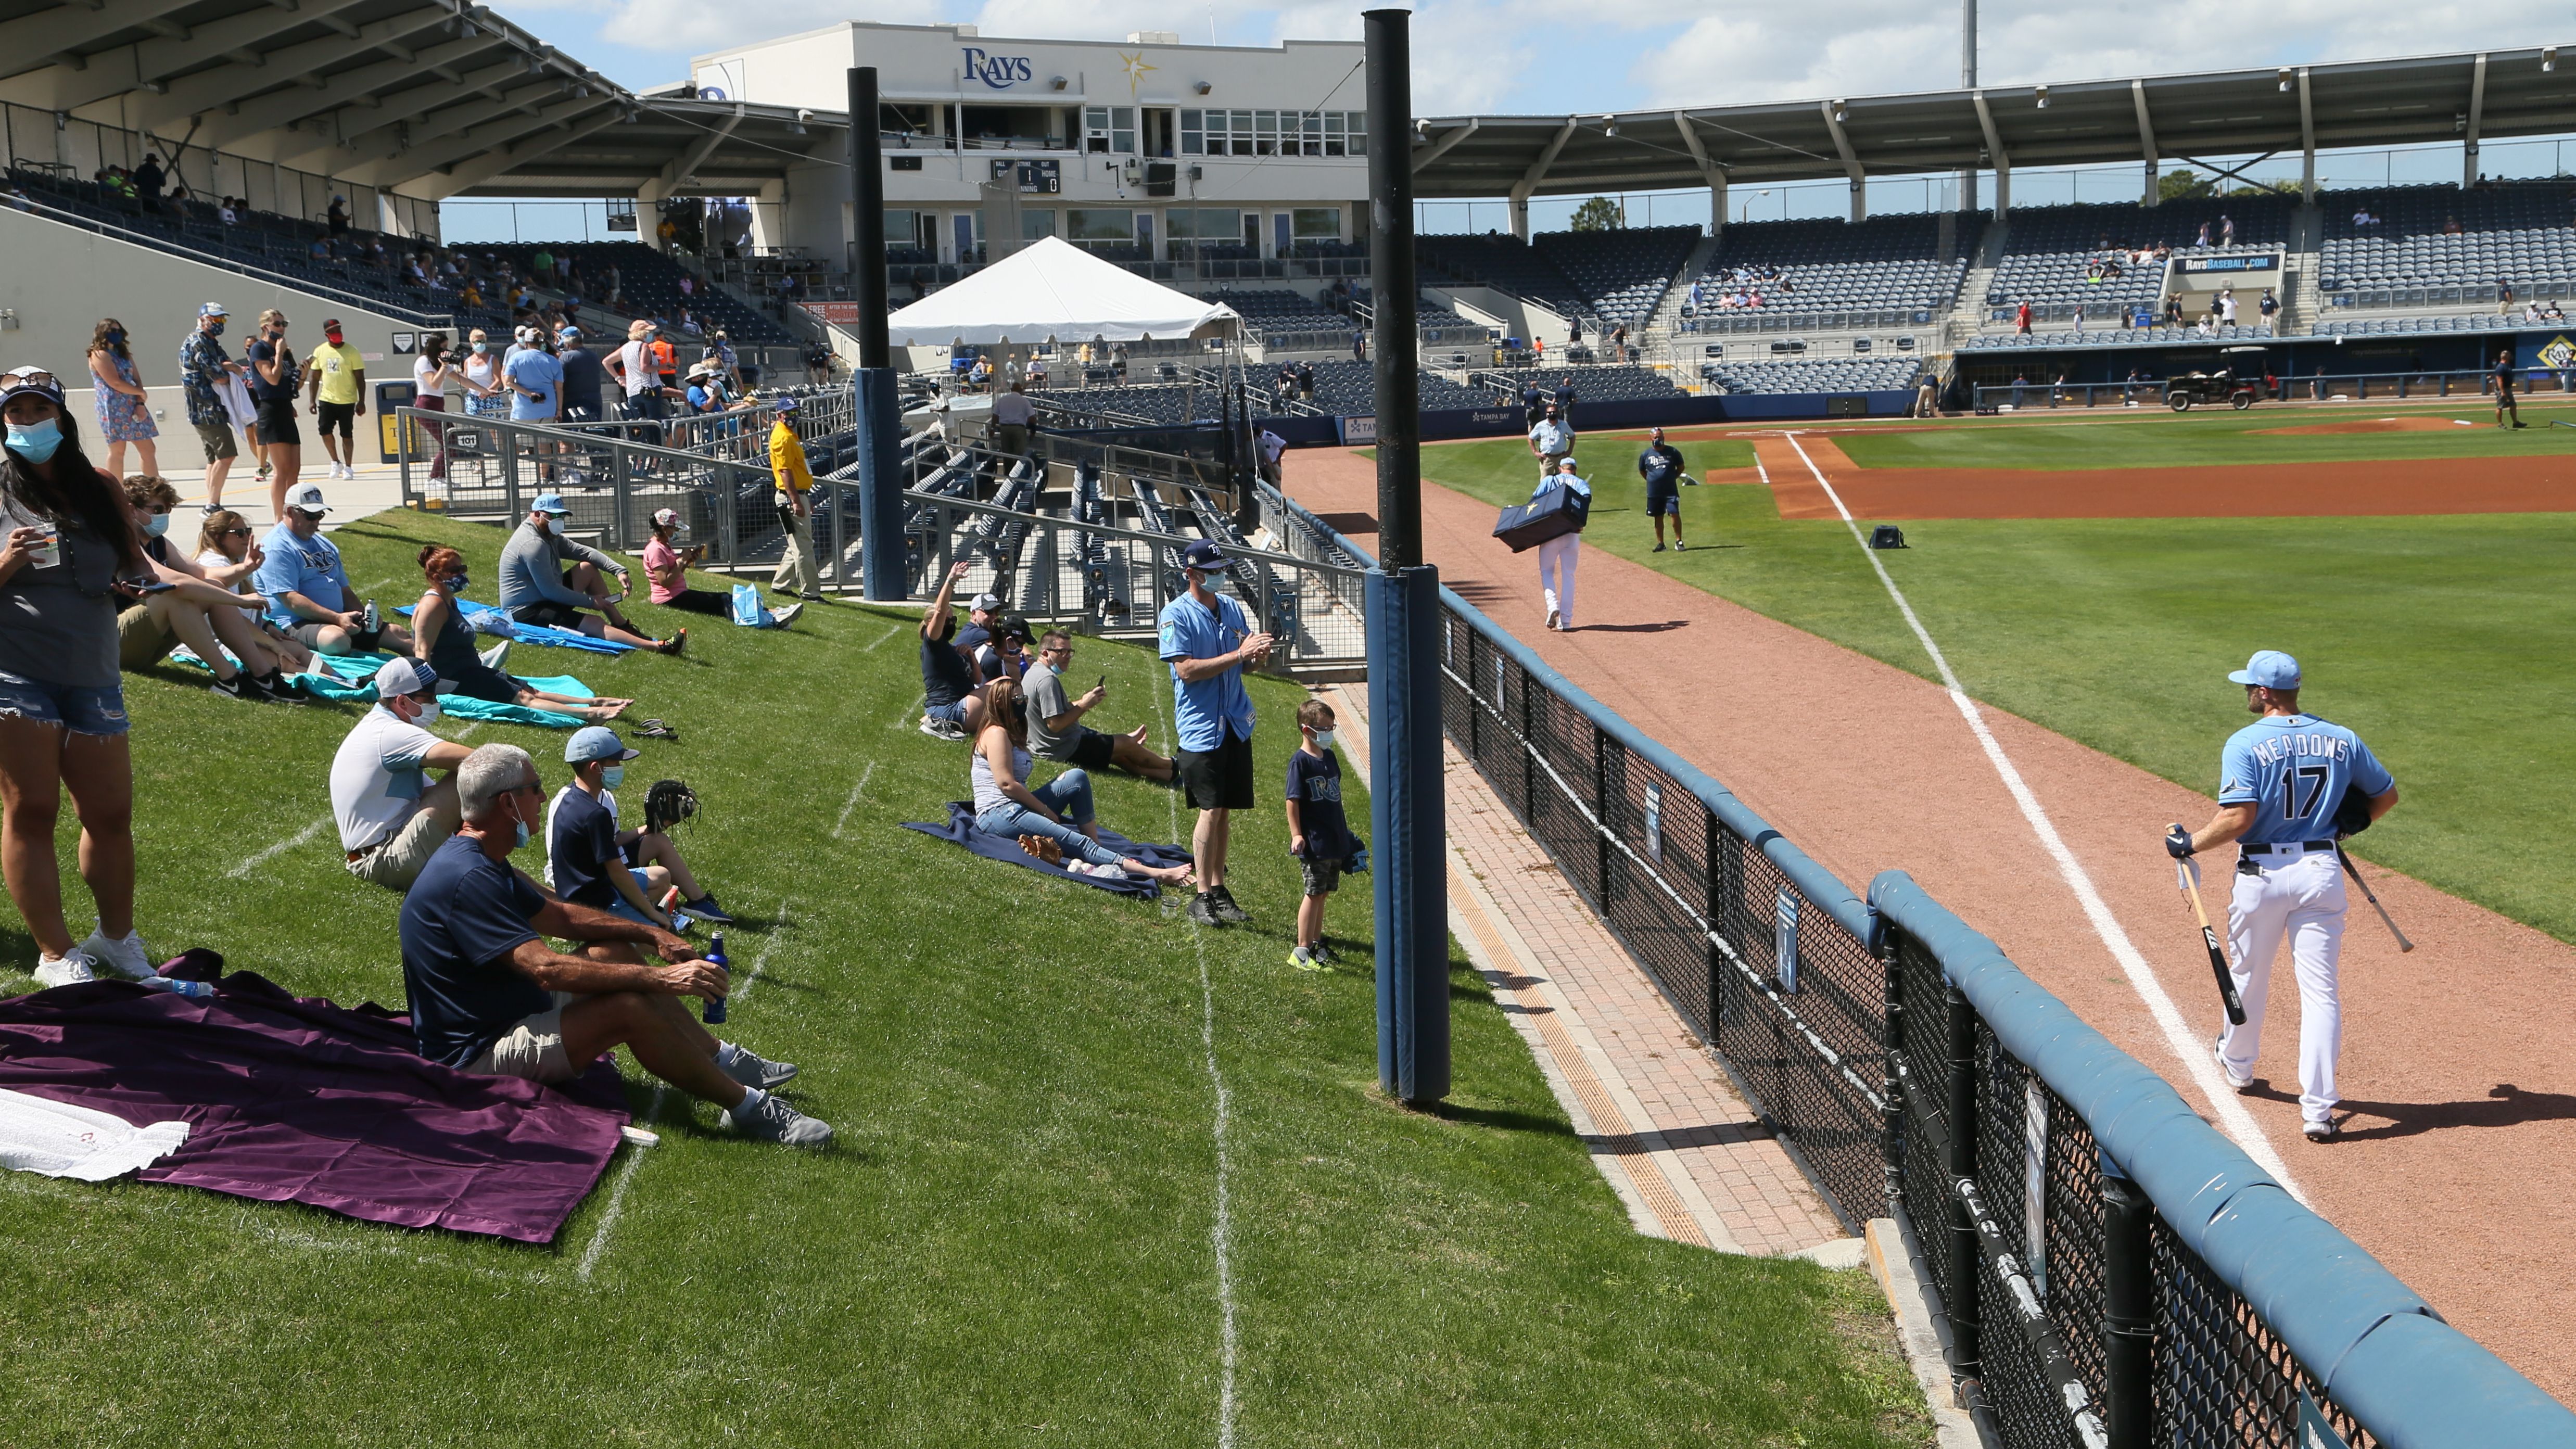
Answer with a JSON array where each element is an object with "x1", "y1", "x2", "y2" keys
[
  {"x1": 1160, "y1": 539, "x2": 1273, "y2": 928},
  {"x1": 398, "y1": 743, "x2": 832, "y2": 1146}
]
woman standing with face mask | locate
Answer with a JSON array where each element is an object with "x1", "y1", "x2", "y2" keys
[
  {"x1": 246, "y1": 309, "x2": 302, "y2": 520},
  {"x1": 461, "y1": 329, "x2": 506, "y2": 420},
  {"x1": 86, "y1": 318, "x2": 159, "y2": 479},
  {"x1": 0, "y1": 366, "x2": 155, "y2": 987}
]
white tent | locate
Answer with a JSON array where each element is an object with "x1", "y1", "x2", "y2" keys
[{"x1": 884, "y1": 236, "x2": 1242, "y2": 347}]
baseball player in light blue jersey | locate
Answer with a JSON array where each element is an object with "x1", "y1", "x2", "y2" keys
[{"x1": 2164, "y1": 650, "x2": 2399, "y2": 1141}]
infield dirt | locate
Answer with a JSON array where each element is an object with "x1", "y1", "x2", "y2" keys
[{"x1": 1286, "y1": 442, "x2": 2576, "y2": 1404}]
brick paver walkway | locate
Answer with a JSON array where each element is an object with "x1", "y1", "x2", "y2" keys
[{"x1": 1325, "y1": 683, "x2": 1853, "y2": 1261}]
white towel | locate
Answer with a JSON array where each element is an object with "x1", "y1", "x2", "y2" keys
[
  {"x1": 218, "y1": 373, "x2": 257, "y2": 430},
  {"x1": 0, "y1": 1087, "x2": 189, "y2": 1181}
]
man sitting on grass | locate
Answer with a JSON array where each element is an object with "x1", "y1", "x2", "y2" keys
[
  {"x1": 545, "y1": 727, "x2": 735, "y2": 926},
  {"x1": 333, "y1": 658, "x2": 471, "y2": 892},
  {"x1": 400, "y1": 743, "x2": 828, "y2": 1146},
  {"x1": 253, "y1": 482, "x2": 414, "y2": 656},
  {"x1": 1025, "y1": 630, "x2": 1174, "y2": 781},
  {"x1": 498, "y1": 494, "x2": 682, "y2": 654}
]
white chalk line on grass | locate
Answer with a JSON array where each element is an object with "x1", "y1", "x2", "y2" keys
[
  {"x1": 1154, "y1": 675, "x2": 1239, "y2": 1449},
  {"x1": 226, "y1": 814, "x2": 332, "y2": 879},
  {"x1": 861, "y1": 621, "x2": 904, "y2": 652},
  {"x1": 1783, "y1": 434, "x2": 2306, "y2": 1204},
  {"x1": 832, "y1": 762, "x2": 878, "y2": 839},
  {"x1": 726, "y1": 898, "x2": 795, "y2": 1008},
  {"x1": 576, "y1": 1085, "x2": 666, "y2": 1283}
]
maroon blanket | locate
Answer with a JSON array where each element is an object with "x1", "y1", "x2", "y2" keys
[{"x1": 0, "y1": 971, "x2": 629, "y2": 1244}]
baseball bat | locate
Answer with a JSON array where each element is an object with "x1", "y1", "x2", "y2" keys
[
  {"x1": 2178, "y1": 858, "x2": 2248, "y2": 1025},
  {"x1": 2337, "y1": 846, "x2": 2415, "y2": 952}
]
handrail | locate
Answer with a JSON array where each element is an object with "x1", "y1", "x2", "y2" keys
[
  {"x1": 1870, "y1": 872, "x2": 2576, "y2": 1448},
  {"x1": 9, "y1": 195, "x2": 461, "y2": 328},
  {"x1": 913, "y1": 486, "x2": 1363, "y2": 580}
]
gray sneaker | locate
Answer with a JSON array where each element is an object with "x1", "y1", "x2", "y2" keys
[
  {"x1": 919, "y1": 716, "x2": 968, "y2": 741},
  {"x1": 721, "y1": 1048, "x2": 799, "y2": 1090},
  {"x1": 733, "y1": 1093, "x2": 833, "y2": 1146},
  {"x1": 1209, "y1": 887, "x2": 1251, "y2": 924}
]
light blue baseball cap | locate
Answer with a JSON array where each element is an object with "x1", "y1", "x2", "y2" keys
[
  {"x1": 530, "y1": 492, "x2": 572, "y2": 515},
  {"x1": 2228, "y1": 650, "x2": 2301, "y2": 690},
  {"x1": 565, "y1": 726, "x2": 638, "y2": 765}
]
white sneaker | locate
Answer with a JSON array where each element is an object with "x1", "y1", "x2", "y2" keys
[
  {"x1": 2213, "y1": 1038, "x2": 2253, "y2": 1091},
  {"x1": 79, "y1": 926, "x2": 156, "y2": 980},
  {"x1": 33, "y1": 951, "x2": 98, "y2": 988}
]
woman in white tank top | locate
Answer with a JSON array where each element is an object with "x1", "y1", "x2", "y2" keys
[{"x1": 971, "y1": 678, "x2": 1190, "y2": 885}]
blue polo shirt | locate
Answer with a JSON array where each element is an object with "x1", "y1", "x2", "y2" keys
[
  {"x1": 251, "y1": 522, "x2": 350, "y2": 629},
  {"x1": 1159, "y1": 587, "x2": 1255, "y2": 753},
  {"x1": 505, "y1": 348, "x2": 563, "y2": 420}
]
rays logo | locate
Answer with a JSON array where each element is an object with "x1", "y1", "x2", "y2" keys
[
  {"x1": 962, "y1": 47, "x2": 1034, "y2": 89},
  {"x1": 2539, "y1": 335, "x2": 2576, "y2": 371}
]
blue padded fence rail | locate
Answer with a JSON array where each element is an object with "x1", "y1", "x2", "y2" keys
[
  {"x1": 1265, "y1": 477, "x2": 2576, "y2": 1445},
  {"x1": 1870, "y1": 872, "x2": 2576, "y2": 1447}
]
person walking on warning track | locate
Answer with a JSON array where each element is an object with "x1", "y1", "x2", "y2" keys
[
  {"x1": 1533, "y1": 456, "x2": 1591, "y2": 632},
  {"x1": 1637, "y1": 426, "x2": 1687, "y2": 553},
  {"x1": 2163, "y1": 650, "x2": 2399, "y2": 1142},
  {"x1": 2493, "y1": 348, "x2": 2528, "y2": 428}
]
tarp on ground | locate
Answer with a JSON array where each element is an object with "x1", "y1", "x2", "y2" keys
[
  {"x1": 0, "y1": 970, "x2": 629, "y2": 1243},
  {"x1": 885, "y1": 237, "x2": 1242, "y2": 347}
]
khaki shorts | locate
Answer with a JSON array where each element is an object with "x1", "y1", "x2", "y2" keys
[
  {"x1": 195, "y1": 421, "x2": 239, "y2": 463},
  {"x1": 344, "y1": 779, "x2": 463, "y2": 892},
  {"x1": 463, "y1": 990, "x2": 581, "y2": 1083},
  {"x1": 116, "y1": 602, "x2": 177, "y2": 669}
]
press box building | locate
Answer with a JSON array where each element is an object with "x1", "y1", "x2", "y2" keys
[{"x1": 691, "y1": 22, "x2": 1371, "y2": 269}]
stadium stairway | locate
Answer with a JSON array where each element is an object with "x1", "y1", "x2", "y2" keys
[{"x1": 2281, "y1": 204, "x2": 2325, "y2": 336}]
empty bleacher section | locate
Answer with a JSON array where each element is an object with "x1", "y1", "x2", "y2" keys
[
  {"x1": 1476, "y1": 366, "x2": 1684, "y2": 403},
  {"x1": 5, "y1": 166, "x2": 504, "y2": 334},
  {"x1": 2314, "y1": 313, "x2": 2554, "y2": 337},
  {"x1": 1302, "y1": 360, "x2": 1491, "y2": 414},
  {"x1": 1211, "y1": 289, "x2": 1353, "y2": 347},
  {"x1": 1417, "y1": 233, "x2": 1591, "y2": 321},
  {"x1": 1684, "y1": 214, "x2": 1966, "y2": 333},
  {"x1": 1532, "y1": 226, "x2": 1699, "y2": 329},
  {"x1": 1984, "y1": 197, "x2": 2292, "y2": 324},
  {"x1": 481, "y1": 242, "x2": 793, "y2": 345},
  {"x1": 1704, "y1": 358, "x2": 1922, "y2": 394},
  {"x1": 2320, "y1": 183, "x2": 2576, "y2": 312},
  {"x1": 1962, "y1": 324, "x2": 2276, "y2": 351}
]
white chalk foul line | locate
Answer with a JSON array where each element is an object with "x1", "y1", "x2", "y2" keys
[
  {"x1": 575, "y1": 1085, "x2": 665, "y2": 1283},
  {"x1": 726, "y1": 899, "x2": 794, "y2": 1008},
  {"x1": 1156, "y1": 671, "x2": 1239, "y2": 1449},
  {"x1": 1784, "y1": 434, "x2": 2306, "y2": 1204},
  {"x1": 227, "y1": 814, "x2": 332, "y2": 880},
  {"x1": 861, "y1": 621, "x2": 904, "y2": 652},
  {"x1": 832, "y1": 762, "x2": 877, "y2": 839}
]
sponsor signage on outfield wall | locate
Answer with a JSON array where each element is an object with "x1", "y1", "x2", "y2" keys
[{"x1": 2177, "y1": 253, "x2": 2284, "y2": 274}]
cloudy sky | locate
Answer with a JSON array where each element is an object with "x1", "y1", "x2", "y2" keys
[{"x1": 507, "y1": 0, "x2": 2572, "y2": 113}]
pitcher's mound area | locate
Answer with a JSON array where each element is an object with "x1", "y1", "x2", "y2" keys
[{"x1": 2254, "y1": 416, "x2": 2486, "y2": 435}]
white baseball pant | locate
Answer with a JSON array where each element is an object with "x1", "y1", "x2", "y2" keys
[
  {"x1": 1536, "y1": 532, "x2": 1579, "y2": 627},
  {"x1": 2216, "y1": 844, "x2": 2349, "y2": 1126}
]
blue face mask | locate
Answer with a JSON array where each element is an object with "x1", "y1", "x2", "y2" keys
[
  {"x1": 444, "y1": 574, "x2": 468, "y2": 592},
  {"x1": 5, "y1": 417, "x2": 62, "y2": 463},
  {"x1": 144, "y1": 513, "x2": 170, "y2": 538},
  {"x1": 512, "y1": 818, "x2": 530, "y2": 849},
  {"x1": 105, "y1": 329, "x2": 124, "y2": 346},
  {"x1": 601, "y1": 765, "x2": 625, "y2": 790}
]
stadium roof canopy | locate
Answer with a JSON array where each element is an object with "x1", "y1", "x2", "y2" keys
[
  {"x1": 0, "y1": 0, "x2": 821, "y2": 199},
  {"x1": 1407, "y1": 48, "x2": 2576, "y2": 200}
]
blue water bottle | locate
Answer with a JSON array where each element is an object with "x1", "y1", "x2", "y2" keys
[{"x1": 702, "y1": 931, "x2": 729, "y2": 1024}]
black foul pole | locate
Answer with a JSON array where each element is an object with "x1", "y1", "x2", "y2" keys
[
  {"x1": 1363, "y1": 8, "x2": 1447, "y2": 1107},
  {"x1": 850, "y1": 66, "x2": 905, "y2": 599}
]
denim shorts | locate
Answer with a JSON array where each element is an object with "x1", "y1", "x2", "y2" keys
[{"x1": 0, "y1": 667, "x2": 131, "y2": 737}]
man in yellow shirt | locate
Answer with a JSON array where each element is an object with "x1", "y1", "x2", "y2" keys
[
  {"x1": 768, "y1": 398, "x2": 820, "y2": 601},
  {"x1": 301, "y1": 318, "x2": 367, "y2": 481}
]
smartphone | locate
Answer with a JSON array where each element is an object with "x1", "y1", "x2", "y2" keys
[
  {"x1": 138, "y1": 580, "x2": 177, "y2": 593},
  {"x1": 1098, "y1": 675, "x2": 1106, "y2": 689}
]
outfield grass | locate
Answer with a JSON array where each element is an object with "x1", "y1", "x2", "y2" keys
[
  {"x1": 1419, "y1": 435, "x2": 2576, "y2": 946},
  {"x1": 0, "y1": 510, "x2": 1928, "y2": 1447},
  {"x1": 1834, "y1": 398, "x2": 2576, "y2": 469}
]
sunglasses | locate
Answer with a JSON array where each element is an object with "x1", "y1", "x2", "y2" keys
[
  {"x1": 218, "y1": 527, "x2": 251, "y2": 537},
  {"x1": 5, "y1": 369, "x2": 65, "y2": 391}
]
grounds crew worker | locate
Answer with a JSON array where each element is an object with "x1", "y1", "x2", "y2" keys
[
  {"x1": 767, "y1": 398, "x2": 820, "y2": 602},
  {"x1": 1638, "y1": 426, "x2": 1687, "y2": 553},
  {"x1": 2165, "y1": 650, "x2": 2399, "y2": 1142}
]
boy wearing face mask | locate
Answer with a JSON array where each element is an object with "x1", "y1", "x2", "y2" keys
[
  {"x1": 546, "y1": 727, "x2": 674, "y2": 930},
  {"x1": 331, "y1": 658, "x2": 472, "y2": 892},
  {"x1": 1283, "y1": 698, "x2": 1357, "y2": 971}
]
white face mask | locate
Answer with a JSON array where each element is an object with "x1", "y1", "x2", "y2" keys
[
  {"x1": 410, "y1": 698, "x2": 441, "y2": 726},
  {"x1": 1310, "y1": 728, "x2": 1336, "y2": 751}
]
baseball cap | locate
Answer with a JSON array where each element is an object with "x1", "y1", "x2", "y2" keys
[
  {"x1": 2227, "y1": 650, "x2": 2301, "y2": 690},
  {"x1": 373, "y1": 657, "x2": 439, "y2": 698},
  {"x1": 969, "y1": 591, "x2": 1005, "y2": 614},
  {"x1": 1179, "y1": 539, "x2": 1230, "y2": 571},
  {"x1": 321, "y1": 317, "x2": 344, "y2": 335},
  {"x1": 556, "y1": 325, "x2": 581, "y2": 343},
  {"x1": 565, "y1": 726, "x2": 640, "y2": 765},
  {"x1": 530, "y1": 492, "x2": 572, "y2": 516},
  {"x1": 0, "y1": 366, "x2": 66, "y2": 410},
  {"x1": 650, "y1": 507, "x2": 682, "y2": 528},
  {"x1": 774, "y1": 395, "x2": 800, "y2": 413},
  {"x1": 1002, "y1": 614, "x2": 1034, "y2": 642},
  {"x1": 197, "y1": 302, "x2": 229, "y2": 319},
  {"x1": 282, "y1": 481, "x2": 331, "y2": 515}
]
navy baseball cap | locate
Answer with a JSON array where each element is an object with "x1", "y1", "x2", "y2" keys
[
  {"x1": 2228, "y1": 650, "x2": 2301, "y2": 690},
  {"x1": 565, "y1": 726, "x2": 639, "y2": 765},
  {"x1": 1180, "y1": 539, "x2": 1230, "y2": 570}
]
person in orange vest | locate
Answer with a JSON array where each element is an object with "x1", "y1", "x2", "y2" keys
[{"x1": 650, "y1": 333, "x2": 678, "y2": 393}]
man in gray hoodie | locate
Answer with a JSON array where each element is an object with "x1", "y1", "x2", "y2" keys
[{"x1": 498, "y1": 493, "x2": 680, "y2": 653}]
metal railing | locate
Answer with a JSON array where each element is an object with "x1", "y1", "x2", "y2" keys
[
  {"x1": 1254, "y1": 490, "x2": 2575, "y2": 1449},
  {"x1": 1972, "y1": 368, "x2": 2568, "y2": 411}
]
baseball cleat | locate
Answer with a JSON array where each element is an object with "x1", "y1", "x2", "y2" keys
[
  {"x1": 2213, "y1": 1038, "x2": 2253, "y2": 1091},
  {"x1": 2302, "y1": 1118, "x2": 2338, "y2": 1142}
]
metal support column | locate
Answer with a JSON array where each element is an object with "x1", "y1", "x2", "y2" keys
[
  {"x1": 1364, "y1": 6, "x2": 1447, "y2": 1107},
  {"x1": 1945, "y1": 985, "x2": 1983, "y2": 1389},
  {"x1": 2102, "y1": 1164, "x2": 2156, "y2": 1449},
  {"x1": 849, "y1": 65, "x2": 906, "y2": 600}
]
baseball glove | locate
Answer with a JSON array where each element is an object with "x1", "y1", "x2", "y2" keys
[
  {"x1": 2332, "y1": 783, "x2": 2375, "y2": 839},
  {"x1": 644, "y1": 779, "x2": 700, "y2": 836}
]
